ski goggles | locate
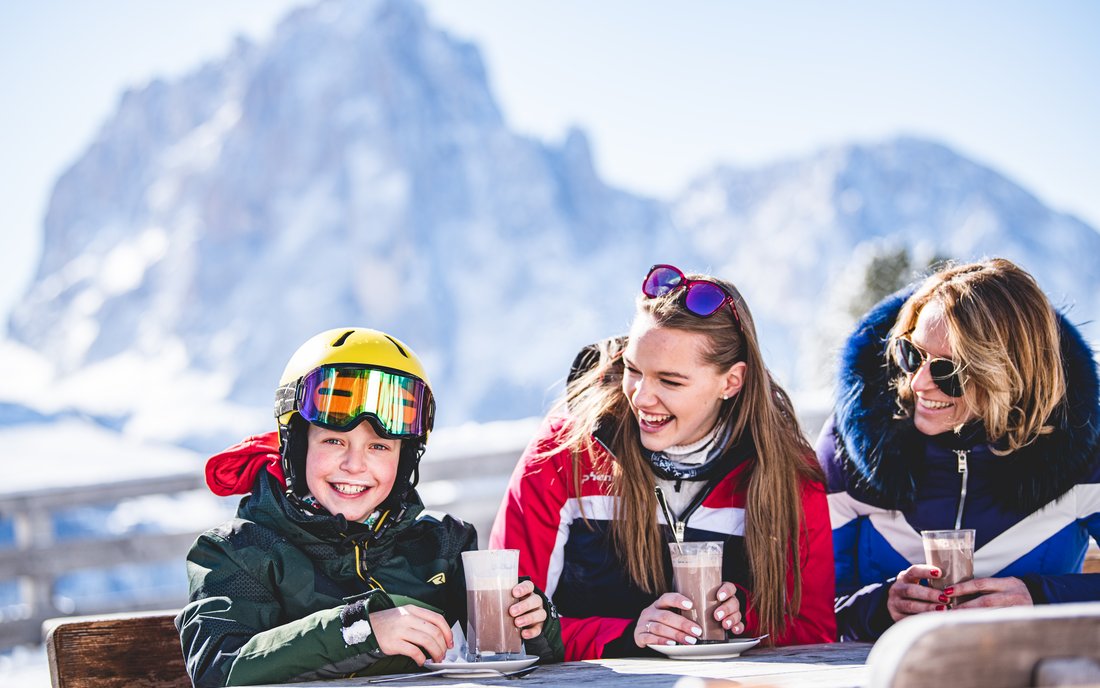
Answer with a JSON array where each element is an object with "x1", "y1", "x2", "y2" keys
[
  {"x1": 275, "y1": 365, "x2": 435, "y2": 438},
  {"x1": 642, "y1": 264, "x2": 742, "y2": 329},
  {"x1": 893, "y1": 336, "x2": 965, "y2": 397}
]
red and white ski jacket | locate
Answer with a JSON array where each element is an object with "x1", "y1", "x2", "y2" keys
[{"x1": 490, "y1": 416, "x2": 837, "y2": 660}]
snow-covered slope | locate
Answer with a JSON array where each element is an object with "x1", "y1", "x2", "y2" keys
[{"x1": 5, "y1": 0, "x2": 1098, "y2": 452}]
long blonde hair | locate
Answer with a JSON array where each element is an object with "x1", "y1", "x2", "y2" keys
[
  {"x1": 889, "y1": 258, "x2": 1065, "y2": 453},
  {"x1": 555, "y1": 272, "x2": 821, "y2": 641}
]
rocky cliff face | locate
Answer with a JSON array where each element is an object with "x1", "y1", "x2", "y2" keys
[{"x1": 8, "y1": 0, "x2": 1098, "y2": 446}]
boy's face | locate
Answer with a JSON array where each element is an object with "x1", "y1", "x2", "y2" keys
[{"x1": 304, "y1": 421, "x2": 402, "y2": 522}]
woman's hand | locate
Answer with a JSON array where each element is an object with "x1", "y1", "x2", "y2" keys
[
  {"x1": 508, "y1": 579, "x2": 547, "y2": 639},
  {"x1": 887, "y1": 564, "x2": 947, "y2": 622},
  {"x1": 634, "y1": 582, "x2": 743, "y2": 648},
  {"x1": 951, "y1": 576, "x2": 1034, "y2": 609},
  {"x1": 369, "y1": 605, "x2": 454, "y2": 665},
  {"x1": 713, "y1": 582, "x2": 745, "y2": 635}
]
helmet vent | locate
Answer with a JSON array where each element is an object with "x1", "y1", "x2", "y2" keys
[
  {"x1": 384, "y1": 335, "x2": 410, "y2": 358},
  {"x1": 332, "y1": 330, "x2": 355, "y2": 347}
]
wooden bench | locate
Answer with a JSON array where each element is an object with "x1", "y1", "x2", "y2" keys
[
  {"x1": 1084, "y1": 544, "x2": 1100, "y2": 573},
  {"x1": 867, "y1": 601, "x2": 1100, "y2": 688},
  {"x1": 44, "y1": 610, "x2": 189, "y2": 688}
]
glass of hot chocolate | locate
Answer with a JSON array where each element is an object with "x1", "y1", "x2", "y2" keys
[
  {"x1": 921, "y1": 529, "x2": 976, "y2": 604},
  {"x1": 668, "y1": 541, "x2": 726, "y2": 642},
  {"x1": 461, "y1": 549, "x2": 524, "y2": 661}
]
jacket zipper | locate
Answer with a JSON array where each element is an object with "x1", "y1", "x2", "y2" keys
[
  {"x1": 352, "y1": 509, "x2": 396, "y2": 583},
  {"x1": 953, "y1": 449, "x2": 969, "y2": 529},
  {"x1": 655, "y1": 476, "x2": 724, "y2": 541},
  {"x1": 354, "y1": 542, "x2": 367, "y2": 581}
]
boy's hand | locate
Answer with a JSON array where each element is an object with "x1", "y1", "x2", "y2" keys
[
  {"x1": 369, "y1": 605, "x2": 453, "y2": 665},
  {"x1": 508, "y1": 580, "x2": 547, "y2": 639}
]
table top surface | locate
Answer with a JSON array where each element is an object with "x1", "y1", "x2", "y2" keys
[{"x1": 268, "y1": 642, "x2": 872, "y2": 688}]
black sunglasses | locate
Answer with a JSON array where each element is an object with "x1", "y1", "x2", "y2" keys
[
  {"x1": 642, "y1": 264, "x2": 742, "y2": 329},
  {"x1": 893, "y1": 336, "x2": 965, "y2": 397}
]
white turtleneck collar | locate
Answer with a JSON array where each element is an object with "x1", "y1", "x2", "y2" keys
[{"x1": 662, "y1": 422, "x2": 723, "y2": 466}]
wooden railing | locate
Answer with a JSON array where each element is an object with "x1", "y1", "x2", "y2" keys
[
  {"x1": 15, "y1": 405, "x2": 1094, "y2": 655},
  {"x1": 0, "y1": 443, "x2": 525, "y2": 649}
]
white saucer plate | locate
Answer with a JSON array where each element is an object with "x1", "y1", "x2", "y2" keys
[
  {"x1": 423, "y1": 654, "x2": 539, "y2": 677},
  {"x1": 647, "y1": 635, "x2": 767, "y2": 660}
]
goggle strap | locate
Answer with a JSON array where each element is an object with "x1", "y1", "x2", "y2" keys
[{"x1": 274, "y1": 381, "x2": 298, "y2": 418}]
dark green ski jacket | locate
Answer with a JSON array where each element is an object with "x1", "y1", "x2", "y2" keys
[{"x1": 177, "y1": 472, "x2": 562, "y2": 686}]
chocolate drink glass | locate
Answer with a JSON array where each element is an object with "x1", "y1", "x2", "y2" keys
[
  {"x1": 461, "y1": 549, "x2": 524, "y2": 661},
  {"x1": 921, "y1": 529, "x2": 975, "y2": 604},
  {"x1": 668, "y1": 541, "x2": 725, "y2": 642}
]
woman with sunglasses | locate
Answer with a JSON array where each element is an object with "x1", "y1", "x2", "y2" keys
[
  {"x1": 177, "y1": 328, "x2": 563, "y2": 686},
  {"x1": 490, "y1": 265, "x2": 837, "y2": 660},
  {"x1": 817, "y1": 258, "x2": 1100, "y2": 641}
]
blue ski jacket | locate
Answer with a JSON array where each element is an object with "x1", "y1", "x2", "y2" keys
[{"x1": 816, "y1": 290, "x2": 1100, "y2": 641}]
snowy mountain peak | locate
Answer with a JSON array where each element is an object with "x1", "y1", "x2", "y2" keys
[
  {"x1": 5, "y1": 0, "x2": 1098, "y2": 452},
  {"x1": 6, "y1": 0, "x2": 675, "y2": 446}
]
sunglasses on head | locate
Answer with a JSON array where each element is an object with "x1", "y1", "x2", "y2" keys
[
  {"x1": 893, "y1": 336, "x2": 965, "y2": 397},
  {"x1": 275, "y1": 364, "x2": 435, "y2": 438},
  {"x1": 642, "y1": 264, "x2": 742, "y2": 329}
]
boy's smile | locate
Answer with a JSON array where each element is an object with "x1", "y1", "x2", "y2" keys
[{"x1": 304, "y1": 421, "x2": 401, "y2": 522}]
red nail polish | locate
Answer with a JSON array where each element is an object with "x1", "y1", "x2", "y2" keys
[
  {"x1": 935, "y1": 605, "x2": 946, "y2": 611},
  {"x1": 944, "y1": 587, "x2": 954, "y2": 596},
  {"x1": 930, "y1": 569, "x2": 940, "y2": 578},
  {"x1": 938, "y1": 594, "x2": 948, "y2": 603}
]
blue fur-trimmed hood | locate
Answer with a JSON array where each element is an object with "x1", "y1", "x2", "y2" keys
[{"x1": 833, "y1": 289, "x2": 1100, "y2": 512}]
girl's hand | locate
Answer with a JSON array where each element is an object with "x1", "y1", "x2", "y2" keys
[
  {"x1": 713, "y1": 582, "x2": 745, "y2": 635},
  {"x1": 508, "y1": 579, "x2": 547, "y2": 639},
  {"x1": 369, "y1": 605, "x2": 453, "y2": 665},
  {"x1": 634, "y1": 592, "x2": 706, "y2": 647},
  {"x1": 887, "y1": 564, "x2": 947, "y2": 622}
]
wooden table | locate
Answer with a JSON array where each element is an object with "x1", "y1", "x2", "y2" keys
[{"x1": 274, "y1": 643, "x2": 872, "y2": 688}]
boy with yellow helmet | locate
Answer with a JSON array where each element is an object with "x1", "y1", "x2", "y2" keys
[{"x1": 177, "y1": 328, "x2": 563, "y2": 686}]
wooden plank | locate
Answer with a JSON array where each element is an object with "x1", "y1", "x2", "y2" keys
[
  {"x1": 867, "y1": 601, "x2": 1100, "y2": 688},
  {"x1": 1084, "y1": 544, "x2": 1100, "y2": 573},
  {"x1": 0, "y1": 447, "x2": 515, "y2": 516},
  {"x1": 0, "y1": 530, "x2": 202, "y2": 578},
  {"x1": 0, "y1": 473, "x2": 206, "y2": 515},
  {"x1": 0, "y1": 594, "x2": 192, "y2": 648},
  {"x1": 45, "y1": 612, "x2": 190, "y2": 688},
  {"x1": 0, "y1": 617, "x2": 46, "y2": 648},
  {"x1": 1034, "y1": 657, "x2": 1100, "y2": 687}
]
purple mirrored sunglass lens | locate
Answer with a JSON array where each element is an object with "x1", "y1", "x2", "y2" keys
[
  {"x1": 683, "y1": 282, "x2": 727, "y2": 316},
  {"x1": 643, "y1": 267, "x2": 682, "y2": 297}
]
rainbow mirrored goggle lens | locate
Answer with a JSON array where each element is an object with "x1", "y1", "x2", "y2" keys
[
  {"x1": 275, "y1": 365, "x2": 434, "y2": 438},
  {"x1": 642, "y1": 264, "x2": 742, "y2": 329},
  {"x1": 893, "y1": 337, "x2": 965, "y2": 398}
]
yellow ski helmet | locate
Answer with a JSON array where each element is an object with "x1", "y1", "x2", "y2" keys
[{"x1": 273, "y1": 327, "x2": 435, "y2": 506}]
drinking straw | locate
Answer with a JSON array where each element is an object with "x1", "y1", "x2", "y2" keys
[{"x1": 654, "y1": 486, "x2": 683, "y2": 544}]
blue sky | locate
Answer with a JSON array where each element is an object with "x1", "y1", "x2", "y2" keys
[{"x1": 2, "y1": 0, "x2": 1098, "y2": 320}]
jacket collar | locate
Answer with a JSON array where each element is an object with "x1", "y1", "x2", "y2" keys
[
  {"x1": 833, "y1": 289, "x2": 1100, "y2": 512},
  {"x1": 243, "y1": 470, "x2": 421, "y2": 549},
  {"x1": 593, "y1": 418, "x2": 754, "y2": 483}
]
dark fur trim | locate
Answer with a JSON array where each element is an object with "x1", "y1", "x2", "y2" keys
[{"x1": 834, "y1": 289, "x2": 1100, "y2": 512}]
